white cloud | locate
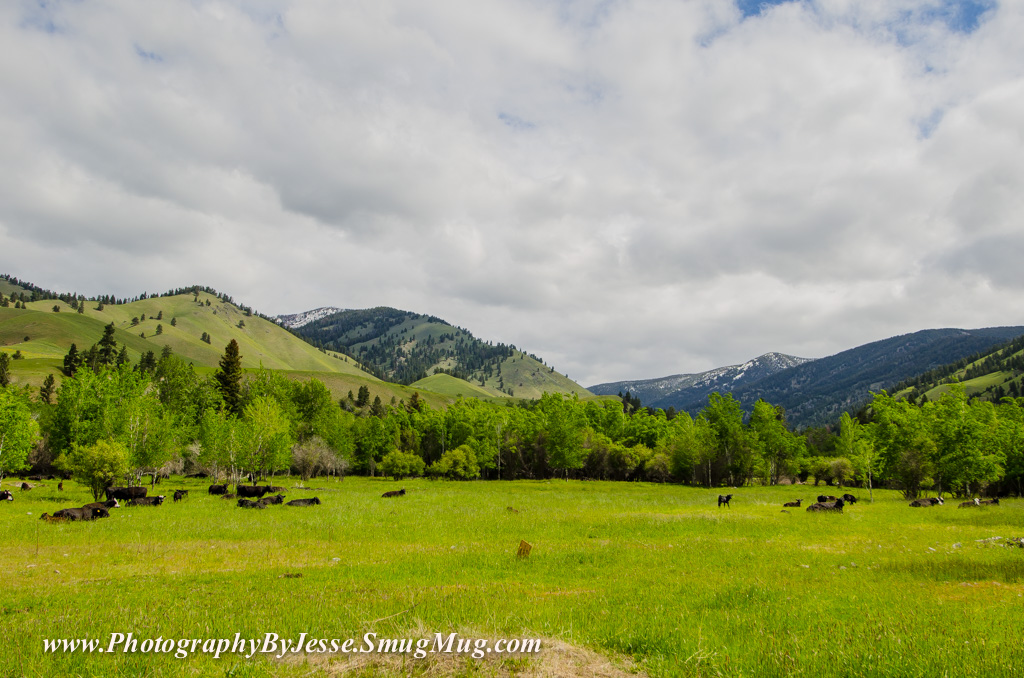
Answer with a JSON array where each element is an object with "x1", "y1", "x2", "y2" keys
[{"x1": 2, "y1": 0, "x2": 1024, "y2": 385}]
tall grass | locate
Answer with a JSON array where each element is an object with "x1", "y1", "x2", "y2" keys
[{"x1": 2, "y1": 478, "x2": 1022, "y2": 676}]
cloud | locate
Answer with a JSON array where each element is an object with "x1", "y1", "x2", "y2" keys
[{"x1": 2, "y1": 0, "x2": 1024, "y2": 386}]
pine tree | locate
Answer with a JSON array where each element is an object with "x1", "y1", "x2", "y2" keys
[
  {"x1": 155, "y1": 324, "x2": 163, "y2": 335},
  {"x1": 170, "y1": 317, "x2": 177, "y2": 327},
  {"x1": 116, "y1": 345, "x2": 130, "y2": 367},
  {"x1": 0, "y1": 352, "x2": 10, "y2": 387},
  {"x1": 356, "y1": 385, "x2": 371, "y2": 407},
  {"x1": 97, "y1": 323, "x2": 117, "y2": 366},
  {"x1": 63, "y1": 344, "x2": 81, "y2": 376},
  {"x1": 39, "y1": 373, "x2": 55, "y2": 404},
  {"x1": 215, "y1": 339, "x2": 243, "y2": 416},
  {"x1": 77, "y1": 303, "x2": 84, "y2": 314}
]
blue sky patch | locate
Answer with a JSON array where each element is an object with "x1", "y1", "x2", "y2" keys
[
  {"x1": 736, "y1": 0, "x2": 798, "y2": 19},
  {"x1": 923, "y1": 0, "x2": 995, "y2": 34},
  {"x1": 135, "y1": 45, "x2": 163, "y2": 63},
  {"x1": 498, "y1": 113, "x2": 536, "y2": 131}
]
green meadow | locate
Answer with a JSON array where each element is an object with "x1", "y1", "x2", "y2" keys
[{"x1": 3, "y1": 479, "x2": 1023, "y2": 677}]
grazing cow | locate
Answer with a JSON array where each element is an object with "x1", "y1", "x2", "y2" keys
[
  {"x1": 382, "y1": 488, "x2": 406, "y2": 498},
  {"x1": 0, "y1": 490, "x2": 12, "y2": 501},
  {"x1": 106, "y1": 486, "x2": 147, "y2": 501},
  {"x1": 237, "y1": 498, "x2": 265, "y2": 509},
  {"x1": 842, "y1": 494, "x2": 857, "y2": 504},
  {"x1": 807, "y1": 498, "x2": 845, "y2": 512},
  {"x1": 718, "y1": 494, "x2": 733, "y2": 508},
  {"x1": 208, "y1": 484, "x2": 228, "y2": 495},
  {"x1": 82, "y1": 499, "x2": 119, "y2": 510},
  {"x1": 173, "y1": 490, "x2": 189, "y2": 502},
  {"x1": 286, "y1": 497, "x2": 321, "y2": 507},
  {"x1": 237, "y1": 485, "x2": 272, "y2": 499},
  {"x1": 260, "y1": 494, "x2": 285, "y2": 505},
  {"x1": 126, "y1": 496, "x2": 165, "y2": 506},
  {"x1": 959, "y1": 498, "x2": 981, "y2": 508},
  {"x1": 909, "y1": 497, "x2": 943, "y2": 507},
  {"x1": 783, "y1": 499, "x2": 802, "y2": 507}
]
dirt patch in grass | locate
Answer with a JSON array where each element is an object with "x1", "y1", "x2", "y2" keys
[{"x1": 277, "y1": 636, "x2": 646, "y2": 677}]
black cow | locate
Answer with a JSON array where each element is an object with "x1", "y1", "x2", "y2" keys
[
  {"x1": 237, "y1": 485, "x2": 272, "y2": 499},
  {"x1": 782, "y1": 499, "x2": 802, "y2": 507},
  {"x1": 126, "y1": 496, "x2": 165, "y2": 506},
  {"x1": 83, "y1": 499, "x2": 120, "y2": 510},
  {"x1": 842, "y1": 494, "x2": 857, "y2": 504},
  {"x1": 959, "y1": 498, "x2": 981, "y2": 508},
  {"x1": 980, "y1": 498, "x2": 1000, "y2": 506},
  {"x1": 21, "y1": 482, "x2": 35, "y2": 491},
  {"x1": 807, "y1": 498, "x2": 845, "y2": 512},
  {"x1": 382, "y1": 489, "x2": 406, "y2": 498},
  {"x1": 106, "y1": 486, "x2": 147, "y2": 501},
  {"x1": 260, "y1": 494, "x2": 286, "y2": 505},
  {"x1": 44, "y1": 506, "x2": 109, "y2": 521},
  {"x1": 237, "y1": 498, "x2": 265, "y2": 509},
  {"x1": 817, "y1": 495, "x2": 838, "y2": 503},
  {"x1": 718, "y1": 494, "x2": 733, "y2": 508},
  {"x1": 173, "y1": 490, "x2": 189, "y2": 502},
  {"x1": 909, "y1": 497, "x2": 944, "y2": 507},
  {"x1": 208, "y1": 484, "x2": 228, "y2": 495},
  {"x1": 0, "y1": 490, "x2": 12, "y2": 501},
  {"x1": 286, "y1": 497, "x2": 321, "y2": 507}
]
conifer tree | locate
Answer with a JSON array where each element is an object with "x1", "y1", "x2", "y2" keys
[
  {"x1": 97, "y1": 323, "x2": 117, "y2": 366},
  {"x1": 0, "y1": 352, "x2": 10, "y2": 387},
  {"x1": 39, "y1": 373, "x2": 55, "y2": 404},
  {"x1": 116, "y1": 346, "x2": 130, "y2": 367},
  {"x1": 215, "y1": 339, "x2": 243, "y2": 416},
  {"x1": 62, "y1": 343, "x2": 81, "y2": 376}
]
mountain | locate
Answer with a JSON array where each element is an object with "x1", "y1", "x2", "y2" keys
[
  {"x1": 588, "y1": 352, "x2": 810, "y2": 409},
  {"x1": 282, "y1": 306, "x2": 590, "y2": 399},
  {"x1": 697, "y1": 327, "x2": 1024, "y2": 428}
]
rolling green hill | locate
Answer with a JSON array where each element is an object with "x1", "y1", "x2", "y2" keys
[
  {"x1": 285, "y1": 306, "x2": 591, "y2": 399},
  {"x1": 410, "y1": 373, "x2": 504, "y2": 399},
  {"x1": 0, "y1": 291, "x2": 376, "y2": 391}
]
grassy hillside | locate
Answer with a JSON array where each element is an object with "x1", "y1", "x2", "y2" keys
[
  {"x1": 895, "y1": 333, "x2": 1024, "y2": 403},
  {"x1": 411, "y1": 372, "x2": 503, "y2": 398},
  {"x1": 288, "y1": 307, "x2": 591, "y2": 399},
  {"x1": 0, "y1": 292, "x2": 374, "y2": 388}
]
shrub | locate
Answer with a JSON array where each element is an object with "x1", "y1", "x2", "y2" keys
[
  {"x1": 380, "y1": 450, "x2": 426, "y2": 480},
  {"x1": 56, "y1": 440, "x2": 131, "y2": 501},
  {"x1": 427, "y1": 445, "x2": 480, "y2": 480}
]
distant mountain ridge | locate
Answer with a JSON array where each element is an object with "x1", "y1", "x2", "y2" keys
[
  {"x1": 282, "y1": 306, "x2": 590, "y2": 398},
  {"x1": 589, "y1": 352, "x2": 810, "y2": 408}
]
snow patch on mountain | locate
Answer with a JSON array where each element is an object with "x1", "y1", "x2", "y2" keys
[{"x1": 276, "y1": 307, "x2": 346, "y2": 329}]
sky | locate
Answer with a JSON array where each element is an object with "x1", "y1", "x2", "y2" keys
[{"x1": 2, "y1": 0, "x2": 1023, "y2": 387}]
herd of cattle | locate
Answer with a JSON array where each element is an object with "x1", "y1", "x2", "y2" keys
[
  {"x1": 715, "y1": 492, "x2": 1004, "y2": 512},
  {"x1": 2, "y1": 480, "x2": 1006, "y2": 521},
  {"x1": 0, "y1": 481, "x2": 325, "y2": 522}
]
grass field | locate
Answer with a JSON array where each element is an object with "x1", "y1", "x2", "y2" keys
[{"x1": 2, "y1": 479, "x2": 1023, "y2": 677}]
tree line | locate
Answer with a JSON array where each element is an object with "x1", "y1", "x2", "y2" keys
[{"x1": 2, "y1": 334, "x2": 1024, "y2": 499}]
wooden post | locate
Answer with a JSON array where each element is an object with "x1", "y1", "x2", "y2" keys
[{"x1": 517, "y1": 540, "x2": 532, "y2": 559}]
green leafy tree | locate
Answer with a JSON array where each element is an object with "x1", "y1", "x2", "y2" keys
[
  {"x1": 215, "y1": 340, "x2": 243, "y2": 416},
  {"x1": 0, "y1": 387, "x2": 39, "y2": 482},
  {"x1": 237, "y1": 396, "x2": 293, "y2": 482},
  {"x1": 56, "y1": 440, "x2": 131, "y2": 501}
]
